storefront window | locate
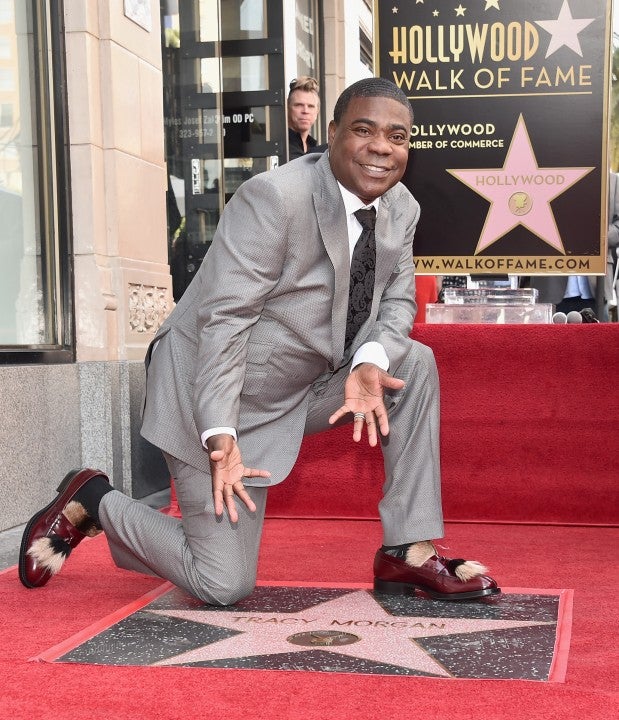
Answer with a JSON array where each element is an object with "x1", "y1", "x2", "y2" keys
[
  {"x1": 222, "y1": 55, "x2": 269, "y2": 92},
  {"x1": 0, "y1": 0, "x2": 71, "y2": 354},
  {"x1": 293, "y1": 0, "x2": 318, "y2": 78},
  {"x1": 219, "y1": 0, "x2": 267, "y2": 41}
]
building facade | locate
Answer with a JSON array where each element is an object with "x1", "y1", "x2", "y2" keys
[{"x1": 0, "y1": 0, "x2": 373, "y2": 534}]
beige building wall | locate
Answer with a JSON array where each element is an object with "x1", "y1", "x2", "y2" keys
[
  {"x1": 320, "y1": 0, "x2": 374, "y2": 124},
  {"x1": 0, "y1": 2, "x2": 173, "y2": 536},
  {"x1": 64, "y1": 0, "x2": 172, "y2": 363},
  {"x1": 321, "y1": 0, "x2": 346, "y2": 123}
]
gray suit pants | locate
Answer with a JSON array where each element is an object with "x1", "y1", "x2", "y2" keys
[{"x1": 99, "y1": 339, "x2": 444, "y2": 605}]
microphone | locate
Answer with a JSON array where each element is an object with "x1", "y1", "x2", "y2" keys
[
  {"x1": 580, "y1": 308, "x2": 599, "y2": 323},
  {"x1": 552, "y1": 312, "x2": 567, "y2": 324},
  {"x1": 566, "y1": 310, "x2": 583, "y2": 324}
]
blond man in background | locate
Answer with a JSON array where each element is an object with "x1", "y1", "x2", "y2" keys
[{"x1": 287, "y1": 76, "x2": 321, "y2": 160}]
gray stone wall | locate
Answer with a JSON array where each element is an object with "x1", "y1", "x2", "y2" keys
[{"x1": 0, "y1": 361, "x2": 169, "y2": 533}]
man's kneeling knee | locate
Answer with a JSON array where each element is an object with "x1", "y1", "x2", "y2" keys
[{"x1": 192, "y1": 573, "x2": 256, "y2": 607}]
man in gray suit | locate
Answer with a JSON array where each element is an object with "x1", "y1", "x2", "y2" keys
[{"x1": 20, "y1": 78, "x2": 499, "y2": 603}]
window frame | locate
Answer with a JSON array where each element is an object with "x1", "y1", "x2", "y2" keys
[{"x1": 0, "y1": 0, "x2": 74, "y2": 365}]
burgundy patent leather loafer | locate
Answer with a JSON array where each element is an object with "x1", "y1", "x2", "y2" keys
[
  {"x1": 373, "y1": 548, "x2": 500, "y2": 601},
  {"x1": 19, "y1": 468, "x2": 106, "y2": 588}
]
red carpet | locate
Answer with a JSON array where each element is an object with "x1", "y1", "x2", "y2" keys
[
  {"x1": 267, "y1": 325, "x2": 619, "y2": 526},
  {"x1": 3, "y1": 324, "x2": 618, "y2": 718},
  {"x1": 1, "y1": 521, "x2": 618, "y2": 719}
]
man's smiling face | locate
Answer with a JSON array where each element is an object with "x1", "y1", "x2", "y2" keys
[{"x1": 327, "y1": 95, "x2": 411, "y2": 204}]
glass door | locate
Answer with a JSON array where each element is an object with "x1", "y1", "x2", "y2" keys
[{"x1": 161, "y1": 0, "x2": 286, "y2": 301}]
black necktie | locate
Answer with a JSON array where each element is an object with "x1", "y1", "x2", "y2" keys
[{"x1": 345, "y1": 207, "x2": 376, "y2": 350}]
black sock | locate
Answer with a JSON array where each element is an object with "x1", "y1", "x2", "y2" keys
[
  {"x1": 73, "y1": 476, "x2": 113, "y2": 526},
  {"x1": 381, "y1": 543, "x2": 412, "y2": 559}
]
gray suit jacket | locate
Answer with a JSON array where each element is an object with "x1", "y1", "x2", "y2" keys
[{"x1": 141, "y1": 152, "x2": 420, "y2": 484}]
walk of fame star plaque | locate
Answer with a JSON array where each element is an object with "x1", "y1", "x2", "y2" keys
[
  {"x1": 377, "y1": 0, "x2": 611, "y2": 275},
  {"x1": 34, "y1": 582, "x2": 573, "y2": 681}
]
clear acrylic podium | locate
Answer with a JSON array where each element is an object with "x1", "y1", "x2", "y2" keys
[{"x1": 425, "y1": 287, "x2": 553, "y2": 324}]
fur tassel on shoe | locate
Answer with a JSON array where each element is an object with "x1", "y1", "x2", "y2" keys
[
  {"x1": 404, "y1": 543, "x2": 489, "y2": 584},
  {"x1": 26, "y1": 535, "x2": 73, "y2": 575},
  {"x1": 62, "y1": 500, "x2": 102, "y2": 537},
  {"x1": 446, "y1": 559, "x2": 489, "y2": 582},
  {"x1": 404, "y1": 541, "x2": 436, "y2": 567},
  {"x1": 25, "y1": 500, "x2": 101, "y2": 577}
]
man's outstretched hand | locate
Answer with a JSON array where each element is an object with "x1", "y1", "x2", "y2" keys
[
  {"x1": 328, "y1": 363, "x2": 405, "y2": 446},
  {"x1": 206, "y1": 434, "x2": 271, "y2": 522}
]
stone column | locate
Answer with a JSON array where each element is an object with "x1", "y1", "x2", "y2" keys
[{"x1": 64, "y1": 0, "x2": 172, "y2": 363}]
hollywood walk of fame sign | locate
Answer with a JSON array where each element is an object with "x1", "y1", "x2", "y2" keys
[
  {"x1": 39, "y1": 583, "x2": 573, "y2": 681},
  {"x1": 375, "y1": 0, "x2": 611, "y2": 275}
]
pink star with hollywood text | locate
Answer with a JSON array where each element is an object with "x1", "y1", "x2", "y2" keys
[{"x1": 447, "y1": 115, "x2": 593, "y2": 253}]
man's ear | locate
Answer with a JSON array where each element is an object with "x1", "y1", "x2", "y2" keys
[{"x1": 327, "y1": 120, "x2": 336, "y2": 144}]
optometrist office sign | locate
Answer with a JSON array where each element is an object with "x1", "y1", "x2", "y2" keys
[{"x1": 375, "y1": 0, "x2": 612, "y2": 275}]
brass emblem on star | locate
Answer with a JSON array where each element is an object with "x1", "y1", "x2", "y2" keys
[
  {"x1": 508, "y1": 192, "x2": 532, "y2": 216},
  {"x1": 286, "y1": 630, "x2": 361, "y2": 647}
]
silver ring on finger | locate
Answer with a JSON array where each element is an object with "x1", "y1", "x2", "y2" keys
[{"x1": 353, "y1": 412, "x2": 365, "y2": 421}]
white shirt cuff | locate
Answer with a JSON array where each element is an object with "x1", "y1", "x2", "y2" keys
[
  {"x1": 351, "y1": 341, "x2": 389, "y2": 372},
  {"x1": 201, "y1": 426, "x2": 237, "y2": 448}
]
